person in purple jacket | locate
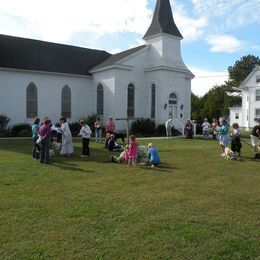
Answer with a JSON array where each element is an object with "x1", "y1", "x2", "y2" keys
[{"x1": 38, "y1": 118, "x2": 52, "y2": 164}]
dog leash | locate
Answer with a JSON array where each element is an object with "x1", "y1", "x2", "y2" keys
[{"x1": 240, "y1": 138, "x2": 253, "y2": 147}]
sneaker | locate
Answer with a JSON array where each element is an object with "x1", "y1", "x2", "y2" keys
[{"x1": 80, "y1": 155, "x2": 86, "y2": 158}]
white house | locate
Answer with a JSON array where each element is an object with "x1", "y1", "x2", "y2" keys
[
  {"x1": 229, "y1": 65, "x2": 260, "y2": 128},
  {"x1": 0, "y1": 0, "x2": 194, "y2": 131}
]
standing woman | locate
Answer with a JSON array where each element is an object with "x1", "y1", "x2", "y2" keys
[
  {"x1": 94, "y1": 116, "x2": 102, "y2": 142},
  {"x1": 38, "y1": 118, "x2": 52, "y2": 164},
  {"x1": 217, "y1": 119, "x2": 230, "y2": 156},
  {"x1": 59, "y1": 117, "x2": 74, "y2": 157},
  {"x1": 32, "y1": 117, "x2": 40, "y2": 159}
]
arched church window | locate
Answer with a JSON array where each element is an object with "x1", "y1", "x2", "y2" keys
[
  {"x1": 61, "y1": 85, "x2": 71, "y2": 118},
  {"x1": 169, "y1": 93, "x2": 178, "y2": 105},
  {"x1": 151, "y1": 84, "x2": 156, "y2": 119},
  {"x1": 127, "y1": 83, "x2": 135, "y2": 118},
  {"x1": 26, "y1": 82, "x2": 38, "y2": 118},
  {"x1": 97, "y1": 84, "x2": 104, "y2": 116}
]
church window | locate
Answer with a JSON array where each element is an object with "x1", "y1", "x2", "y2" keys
[
  {"x1": 256, "y1": 89, "x2": 260, "y2": 101},
  {"x1": 61, "y1": 85, "x2": 71, "y2": 118},
  {"x1": 26, "y1": 82, "x2": 38, "y2": 118},
  {"x1": 97, "y1": 84, "x2": 104, "y2": 116},
  {"x1": 169, "y1": 93, "x2": 177, "y2": 105},
  {"x1": 235, "y1": 113, "x2": 239, "y2": 119},
  {"x1": 127, "y1": 84, "x2": 135, "y2": 118},
  {"x1": 151, "y1": 84, "x2": 156, "y2": 119}
]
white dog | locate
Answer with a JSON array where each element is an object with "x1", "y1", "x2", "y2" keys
[
  {"x1": 224, "y1": 147, "x2": 234, "y2": 160},
  {"x1": 49, "y1": 149, "x2": 55, "y2": 157}
]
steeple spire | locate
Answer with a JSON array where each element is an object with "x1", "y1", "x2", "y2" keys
[{"x1": 143, "y1": 0, "x2": 183, "y2": 39}]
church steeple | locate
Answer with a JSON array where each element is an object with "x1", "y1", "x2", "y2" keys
[{"x1": 143, "y1": 0, "x2": 183, "y2": 39}]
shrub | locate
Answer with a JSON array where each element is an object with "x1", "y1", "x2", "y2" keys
[
  {"x1": 11, "y1": 123, "x2": 31, "y2": 137},
  {"x1": 156, "y1": 124, "x2": 166, "y2": 136},
  {"x1": 0, "y1": 114, "x2": 10, "y2": 132},
  {"x1": 69, "y1": 122, "x2": 81, "y2": 137},
  {"x1": 130, "y1": 118, "x2": 156, "y2": 136}
]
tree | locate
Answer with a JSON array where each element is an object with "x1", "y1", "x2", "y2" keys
[{"x1": 227, "y1": 54, "x2": 260, "y2": 89}]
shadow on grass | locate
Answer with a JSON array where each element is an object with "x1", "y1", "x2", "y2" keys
[{"x1": 138, "y1": 162, "x2": 178, "y2": 173}]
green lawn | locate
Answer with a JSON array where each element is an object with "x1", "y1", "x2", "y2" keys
[{"x1": 0, "y1": 138, "x2": 259, "y2": 259}]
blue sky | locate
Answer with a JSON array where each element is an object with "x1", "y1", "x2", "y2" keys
[{"x1": 0, "y1": 0, "x2": 259, "y2": 96}]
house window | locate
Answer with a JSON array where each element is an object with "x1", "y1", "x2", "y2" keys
[
  {"x1": 151, "y1": 84, "x2": 156, "y2": 119},
  {"x1": 127, "y1": 83, "x2": 135, "y2": 118},
  {"x1": 235, "y1": 113, "x2": 239, "y2": 119},
  {"x1": 26, "y1": 82, "x2": 38, "y2": 118},
  {"x1": 97, "y1": 84, "x2": 104, "y2": 116},
  {"x1": 256, "y1": 75, "x2": 260, "y2": 83},
  {"x1": 256, "y1": 89, "x2": 260, "y2": 101},
  {"x1": 256, "y1": 109, "x2": 260, "y2": 118},
  {"x1": 61, "y1": 85, "x2": 71, "y2": 118}
]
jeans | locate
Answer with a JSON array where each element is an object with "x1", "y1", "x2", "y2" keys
[
  {"x1": 40, "y1": 137, "x2": 51, "y2": 163},
  {"x1": 95, "y1": 128, "x2": 102, "y2": 142}
]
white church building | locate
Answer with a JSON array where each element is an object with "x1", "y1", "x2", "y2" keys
[
  {"x1": 229, "y1": 65, "x2": 260, "y2": 128},
  {"x1": 0, "y1": 0, "x2": 194, "y2": 131}
]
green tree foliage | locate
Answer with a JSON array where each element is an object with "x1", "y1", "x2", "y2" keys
[
  {"x1": 227, "y1": 54, "x2": 260, "y2": 89},
  {"x1": 191, "y1": 54, "x2": 260, "y2": 124}
]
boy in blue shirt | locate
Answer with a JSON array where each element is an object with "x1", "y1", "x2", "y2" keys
[{"x1": 147, "y1": 143, "x2": 161, "y2": 167}]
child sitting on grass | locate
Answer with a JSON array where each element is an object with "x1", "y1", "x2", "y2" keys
[
  {"x1": 147, "y1": 143, "x2": 161, "y2": 167},
  {"x1": 110, "y1": 145, "x2": 129, "y2": 163}
]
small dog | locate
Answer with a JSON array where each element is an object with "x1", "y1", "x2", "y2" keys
[
  {"x1": 224, "y1": 147, "x2": 234, "y2": 160},
  {"x1": 255, "y1": 152, "x2": 260, "y2": 159},
  {"x1": 114, "y1": 132, "x2": 126, "y2": 143}
]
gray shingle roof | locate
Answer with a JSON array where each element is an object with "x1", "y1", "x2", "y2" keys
[
  {"x1": 0, "y1": 34, "x2": 111, "y2": 76},
  {"x1": 90, "y1": 45, "x2": 147, "y2": 71},
  {"x1": 143, "y1": 0, "x2": 183, "y2": 39}
]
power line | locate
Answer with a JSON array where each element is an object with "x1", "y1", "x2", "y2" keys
[{"x1": 195, "y1": 74, "x2": 229, "y2": 78}]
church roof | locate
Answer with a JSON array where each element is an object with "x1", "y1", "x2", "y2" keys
[
  {"x1": 0, "y1": 34, "x2": 111, "y2": 76},
  {"x1": 143, "y1": 0, "x2": 183, "y2": 39},
  {"x1": 90, "y1": 45, "x2": 147, "y2": 71}
]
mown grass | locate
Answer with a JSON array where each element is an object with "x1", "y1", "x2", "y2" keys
[{"x1": 0, "y1": 138, "x2": 259, "y2": 259}]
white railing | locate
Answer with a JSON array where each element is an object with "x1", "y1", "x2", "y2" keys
[{"x1": 172, "y1": 118, "x2": 185, "y2": 135}]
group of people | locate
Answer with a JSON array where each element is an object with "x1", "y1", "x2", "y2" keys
[
  {"x1": 32, "y1": 116, "x2": 91, "y2": 164},
  {"x1": 203, "y1": 118, "x2": 260, "y2": 160},
  {"x1": 109, "y1": 137, "x2": 161, "y2": 167},
  {"x1": 31, "y1": 115, "x2": 161, "y2": 167}
]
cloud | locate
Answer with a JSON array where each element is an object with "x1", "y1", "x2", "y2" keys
[
  {"x1": 206, "y1": 35, "x2": 243, "y2": 53},
  {"x1": 170, "y1": 1, "x2": 208, "y2": 42},
  {"x1": 0, "y1": 0, "x2": 151, "y2": 43},
  {"x1": 190, "y1": 67, "x2": 228, "y2": 96},
  {"x1": 192, "y1": 0, "x2": 260, "y2": 32}
]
